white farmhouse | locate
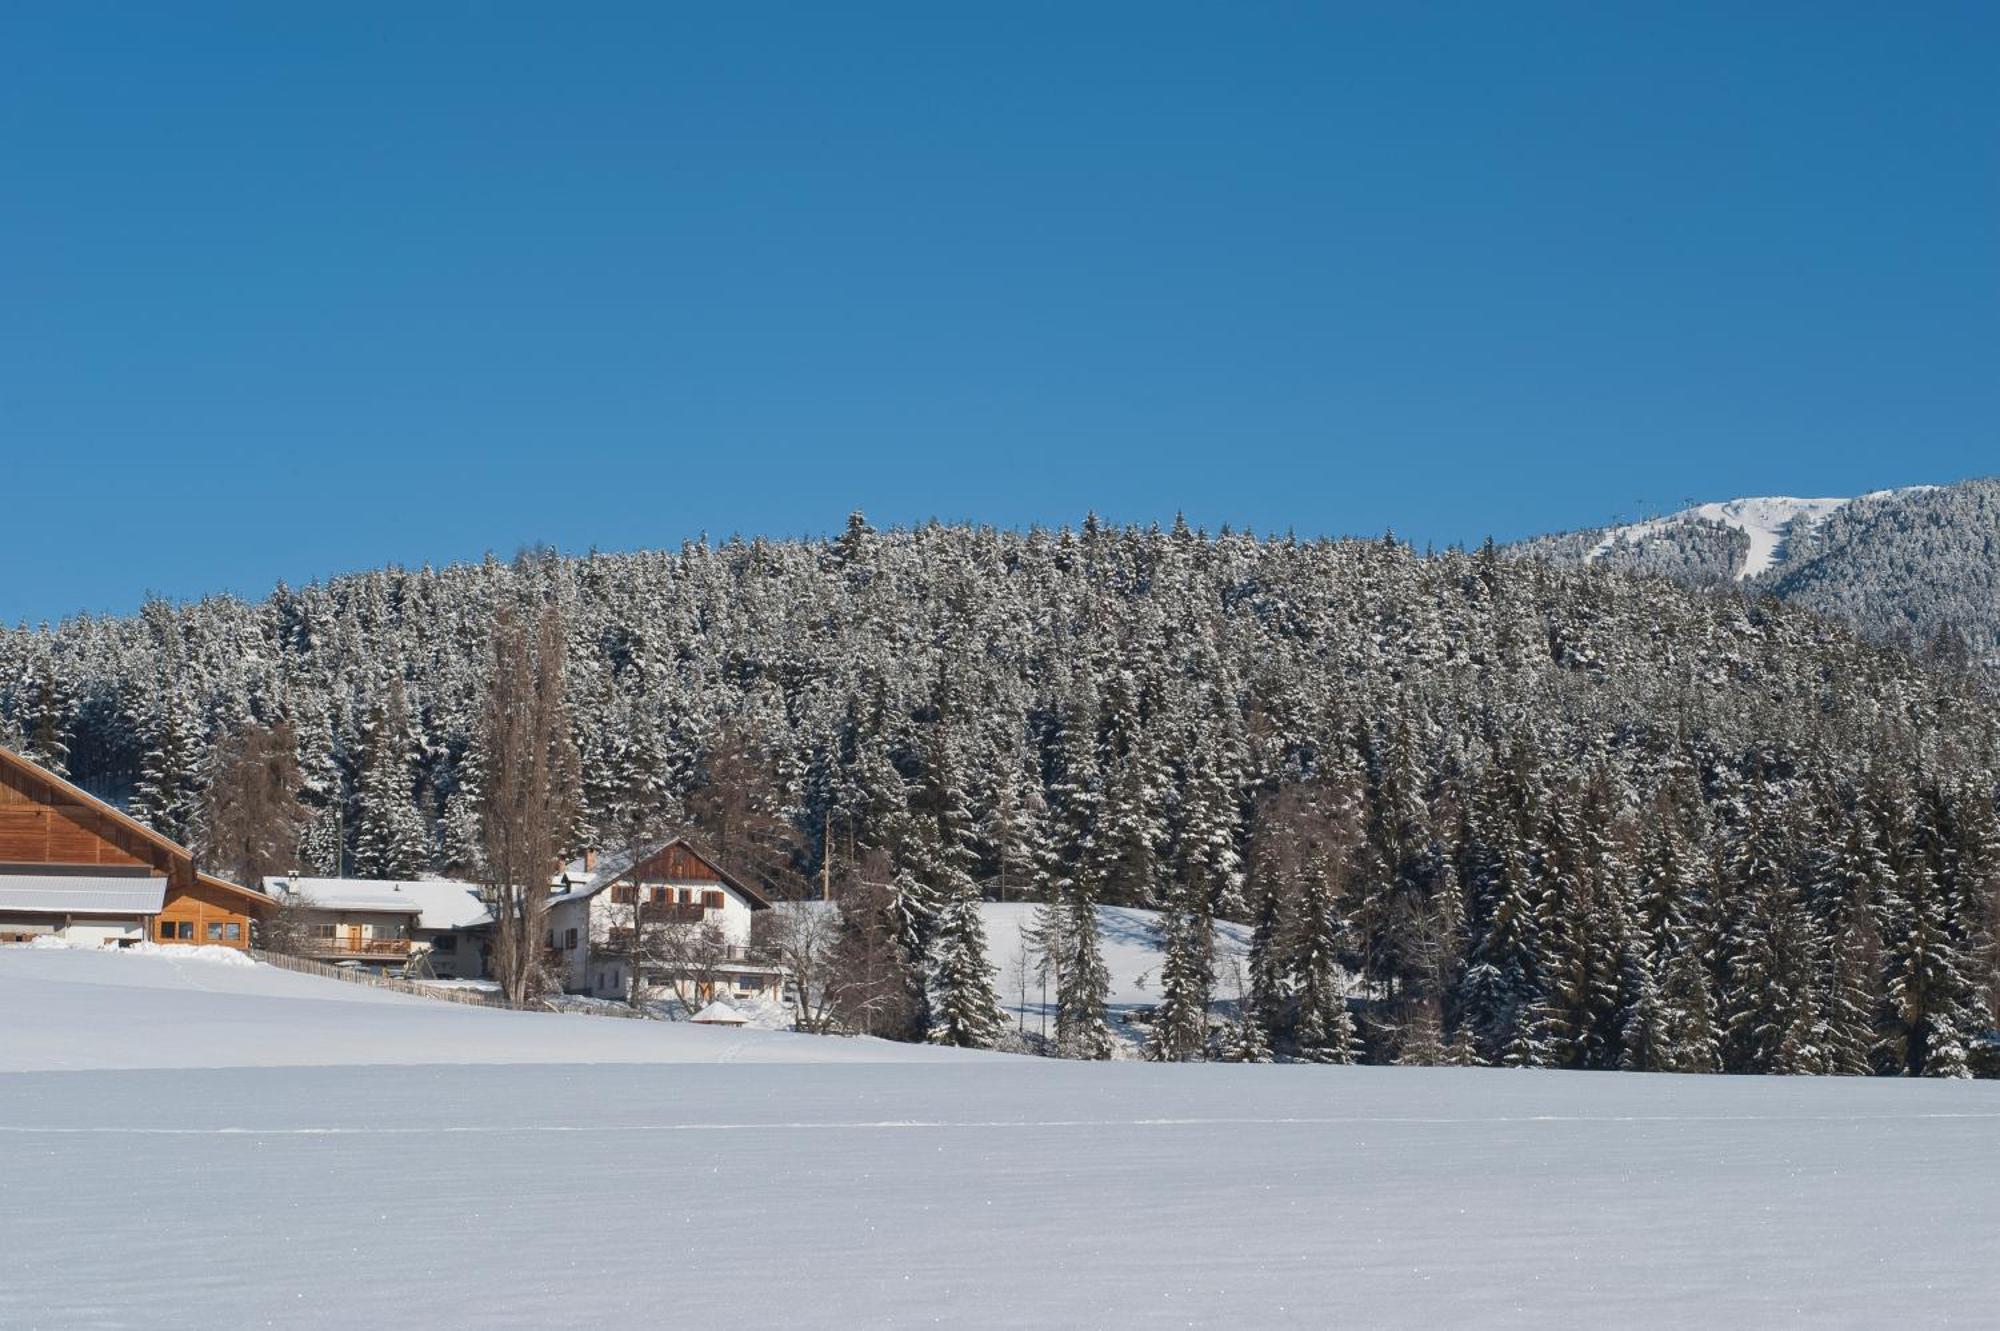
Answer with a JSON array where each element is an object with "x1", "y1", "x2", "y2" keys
[{"x1": 546, "y1": 837, "x2": 783, "y2": 1005}]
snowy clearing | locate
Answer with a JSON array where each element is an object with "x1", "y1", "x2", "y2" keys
[
  {"x1": 2, "y1": 949, "x2": 1997, "y2": 1328},
  {"x1": 980, "y1": 901, "x2": 1253, "y2": 1049}
]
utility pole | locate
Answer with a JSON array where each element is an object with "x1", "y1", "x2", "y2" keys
[{"x1": 822, "y1": 807, "x2": 832, "y2": 901}]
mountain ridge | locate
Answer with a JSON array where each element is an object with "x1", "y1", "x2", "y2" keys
[{"x1": 1511, "y1": 476, "x2": 1999, "y2": 661}]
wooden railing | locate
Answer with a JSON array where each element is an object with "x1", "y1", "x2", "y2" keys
[{"x1": 306, "y1": 936, "x2": 413, "y2": 959}]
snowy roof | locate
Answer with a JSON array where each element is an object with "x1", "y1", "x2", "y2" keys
[
  {"x1": 264, "y1": 877, "x2": 492, "y2": 930},
  {"x1": 0, "y1": 873, "x2": 168, "y2": 916},
  {"x1": 549, "y1": 835, "x2": 772, "y2": 910},
  {"x1": 688, "y1": 1000, "x2": 750, "y2": 1025}
]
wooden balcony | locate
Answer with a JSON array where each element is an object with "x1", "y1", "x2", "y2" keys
[{"x1": 306, "y1": 936, "x2": 414, "y2": 960}]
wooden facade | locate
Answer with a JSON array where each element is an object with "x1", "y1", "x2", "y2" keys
[{"x1": 0, "y1": 746, "x2": 270, "y2": 947}]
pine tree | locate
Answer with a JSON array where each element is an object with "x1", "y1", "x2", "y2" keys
[
  {"x1": 15, "y1": 652, "x2": 72, "y2": 777},
  {"x1": 353, "y1": 680, "x2": 431, "y2": 879},
  {"x1": 129, "y1": 691, "x2": 203, "y2": 845},
  {"x1": 1148, "y1": 873, "x2": 1213, "y2": 1061},
  {"x1": 1717, "y1": 792, "x2": 1817, "y2": 1074},
  {"x1": 1290, "y1": 848, "x2": 1358, "y2": 1064},
  {"x1": 1033, "y1": 702, "x2": 1115, "y2": 1059},
  {"x1": 912, "y1": 731, "x2": 1005, "y2": 1049},
  {"x1": 1877, "y1": 780, "x2": 1983, "y2": 1077}
]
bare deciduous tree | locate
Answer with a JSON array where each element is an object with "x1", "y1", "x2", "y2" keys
[
  {"x1": 480, "y1": 593, "x2": 581, "y2": 1007},
  {"x1": 826, "y1": 852, "x2": 921, "y2": 1038},
  {"x1": 684, "y1": 723, "x2": 806, "y2": 901},
  {"x1": 258, "y1": 887, "x2": 321, "y2": 957},
  {"x1": 199, "y1": 718, "x2": 305, "y2": 890},
  {"x1": 759, "y1": 901, "x2": 840, "y2": 1032}
]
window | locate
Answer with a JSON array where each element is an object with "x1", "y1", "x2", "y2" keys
[
  {"x1": 432, "y1": 934, "x2": 457, "y2": 952},
  {"x1": 735, "y1": 975, "x2": 759, "y2": 991},
  {"x1": 612, "y1": 885, "x2": 636, "y2": 905},
  {"x1": 224, "y1": 923, "x2": 242, "y2": 941},
  {"x1": 651, "y1": 886, "x2": 669, "y2": 905},
  {"x1": 176, "y1": 920, "x2": 195, "y2": 940},
  {"x1": 565, "y1": 928, "x2": 579, "y2": 951},
  {"x1": 157, "y1": 920, "x2": 176, "y2": 942},
  {"x1": 206, "y1": 923, "x2": 223, "y2": 941},
  {"x1": 704, "y1": 891, "x2": 725, "y2": 912}
]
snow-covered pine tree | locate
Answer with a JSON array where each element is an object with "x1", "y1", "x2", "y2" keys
[
  {"x1": 128, "y1": 686, "x2": 204, "y2": 845},
  {"x1": 911, "y1": 729, "x2": 1005, "y2": 1049},
  {"x1": 1875, "y1": 779, "x2": 1984, "y2": 1077},
  {"x1": 353, "y1": 678, "x2": 432, "y2": 879},
  {"x1": 1290, "y1": 845, "x2": 1359, "y2": 1064},
  {"x1": 1716, "y1": 790, "x2": 1819, "y2": 1074},
  {"x1": 15, "y1": 649, "x2": 72, "y2": 778}
]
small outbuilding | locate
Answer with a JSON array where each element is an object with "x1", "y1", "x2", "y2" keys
[{"x1": 689, "y1": 1000, "x2": 751, "y2": 1027}]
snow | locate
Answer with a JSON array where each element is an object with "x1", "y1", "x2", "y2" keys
[
  {"x1": 1584, "y1": 487, "x2": 1939, "y2": 581},
  {"x1": 982, "y1": 902, "x2": 1253, "y2": 1050},
  {"x1": 1588, "y1": 496, "x2": 1848, "y2": 580},
  {"x1": 0, "y1": 945, "x2": 977, "y2": 1073},
  {"x1": 267, "y1": 875, "x2": 492, "y2": 929},
  {"x1": 5, "y1": 947, "x2": 1999, "y2": 1327}
]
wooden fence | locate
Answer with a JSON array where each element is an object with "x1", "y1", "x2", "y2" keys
[{"x1": 250, "y1": 949, "x2": 529, "y2": 1009}]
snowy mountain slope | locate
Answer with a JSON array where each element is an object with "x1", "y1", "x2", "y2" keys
[
  {"x1": 1582, "y1": 495, "x2": 1852, "y2": 580},
  {"x1": 2, "y1": 946, "x2": 1998, "y2": 1328},
  {"x1": 1548, "y1": 489, "x2": 1933, "y2": 583},
  {"x1": 1514, "y1": 477, "x2": 1998, "y2": 659}
]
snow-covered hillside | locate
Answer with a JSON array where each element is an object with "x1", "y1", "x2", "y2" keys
[
  {"x1": 4, "y1": 947, "x2": 2000, "y2": 1328},
  {"x1": 1513, "y1": 478, "x2": 2000, "y2": 659},
  {"x1": 0, "y1": 945, "x2": 973, "y2": 1073},
  {"x1": 1570, "y1": 489, "x2": 1944, "y2": 582},
  {"x1": 1584, "y1": 495, "x2": 1855, "y2": 580}
]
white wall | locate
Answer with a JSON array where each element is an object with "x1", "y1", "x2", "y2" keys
[
  {"x1": 0, "y1": 917, "x2": 143, "y2": 946},
  {"x1": 563, "y1": 881, "x2": 767, "y2": 996}
]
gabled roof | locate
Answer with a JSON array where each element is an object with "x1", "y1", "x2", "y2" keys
[
  {"x1": 689, "y1": 999, "x2": 750, "y2": 1025},
  {"x1": 552, "y1": 835, "x2": 772, "y2": 910},
  {"x1": 265, "y1": 876, "x2": 492, "y2": 930},
  {"x1": 0, "y1": 745, "x2": 190, "y2": 867},
  {"x1": 0, "y1": 745, "x2": 268, "y2": 913},
  {"x1": 196, "y1": 873, "x2": 278, "y2": 915}
]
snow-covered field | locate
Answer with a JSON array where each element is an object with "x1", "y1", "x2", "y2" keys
[{"x1": 3, "y1": 948, "x2": 1998, "y2": 1328}]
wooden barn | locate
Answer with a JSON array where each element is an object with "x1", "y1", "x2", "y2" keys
[{"x1": 0, "y1": 745, "x2": 271, "y2": 948}]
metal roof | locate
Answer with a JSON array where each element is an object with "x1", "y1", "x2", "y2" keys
[{"x1": 0, "y1": 874, "x2": 168, "y2": 915}]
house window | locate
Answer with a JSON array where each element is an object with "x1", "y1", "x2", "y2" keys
[
  {"x1": 176, "y1": 920, "x2": 194, "y2": 940},
  {"x1": 206, "y1": 923, "x2": 223, "y2": 941},
  {"x1": 704, "y1": 891, "x2": 725, "y2": 912},
  {"x1": 432, "y1": 934, "x2": 457, "y2": 952},
  {"x1": 612, "y1": 885, "x2": 636, "y2": 905},
  {"x1": 651, "y1": 886, "x2": 669, "y2": 905},
  {"x1": 565, "y1": 928, "x2": 579, "y2": 951},
  {"x1": 157, "y1": 920, "x2": 175, "y2": 941},
  {"x1": 224, "y1": 923, "x2": 242, "y2": 941}
]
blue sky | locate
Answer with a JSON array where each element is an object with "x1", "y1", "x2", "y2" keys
[{"x1": 3, "y1": 3, "x2": 1995, "y2": 623}]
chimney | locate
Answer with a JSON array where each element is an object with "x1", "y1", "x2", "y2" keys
[{"x1": 584, "y1": 848, "x2": 599, "y2": 873}]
